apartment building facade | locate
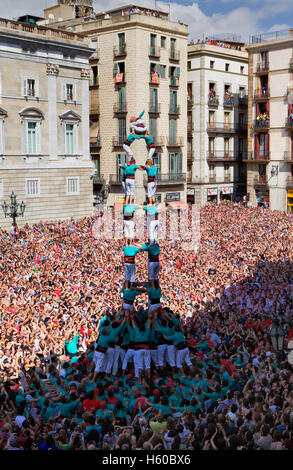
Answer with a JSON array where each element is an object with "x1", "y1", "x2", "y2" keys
[
  {"x1": 187, "y1": 41, "x2": 248, "y2": 205},
  {"x1": 246, "y1": 29, "x2": 293, "y2": 212},
  {"x1": 0, "y1": 17, "x2": 94, "y2": 228},
  {"x1": 42, "y1": 3, "x2": 188, "y2": 205}
]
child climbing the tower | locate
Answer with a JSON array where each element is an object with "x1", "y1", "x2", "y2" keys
[{"x1": 123, "y1": 111, "x2": 156, "y2": 163}]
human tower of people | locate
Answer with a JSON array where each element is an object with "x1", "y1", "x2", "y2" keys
[{"x1": 93, "y1": 113, "x2": 192, "y2": 384}]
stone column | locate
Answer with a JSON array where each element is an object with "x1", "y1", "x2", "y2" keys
[
  {"x1": 81, "y1": 68, "x2": 90, "y2": 160},
  {"x1": 47, "y1": 63, "x2": 59, "y2": 160}
]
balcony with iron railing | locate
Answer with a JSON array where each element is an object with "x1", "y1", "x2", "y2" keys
[
  {"x1": 113, "y1": 44, "x2": 127, "y2": 58},
  {"x1": 113, "y1": 102, "x2": 127, "y2": 113},
  {"x1": 169, "y1": 105, "x2": 180, "y2": 115},
  {"x1": 149, "y1": 46, "x2": 160, "y2": 59},
  {"x1": 209, "y1": 176, "x2": 216, "y2": 183},
  {"x1": 170, "y1": 76, "x2": 179, "y2": 87},
  {"x1": 109, "y1": 174, "x2": 123, "y2": 185},
  {"x1": 256, "y1": 62, "x2": 270, "y2": 73},
  {"x1": 253, "y1": 88, "x2": 270, "y2": 100},
  {"x1": 223, "y1": 94, "x2": 233, "y2": 107},
  {"x1": 90, "y1": 76, "x2": 99, "y2": 87},
  {"x1": 253, "y1": 175, "x2": 267, "y2": 186},
  {"x1": 187, "y1": 95, "x2": 193, "y2": 107},
  {"x1": 149, "y1": 102, "x2": 161, "y2": 114},
  {"x1": 112, "y1": 137, "x2": 125, "y2": 147},
  {"x1": 89, "y1": 49, "x2": 99, "y2": 62},
  {"x1": 93, "y1": 173, "x2": 105, "y2": 184},
  {"x1": 143, "y1": 173, "x2": 186, "y2": 185},
  {"x1": 253, "y1": 118, "x2": 270, "y2": 130},
  {"x1": 90, "y1": 136, "x2": 101, "y2": 150},
  {"x1": 169, "y1": 49, "x2": 180, "y2": 61},
  {"x1": 283, "y1": 151, "x2": 293, "y2": 162},
  {"x1": 207, "y1": 122, "x2": 237, "y2": 133},
  {"x1": 206, "y1": 151, "x2": 242, "y2": 161},
  {"x1": 208, "y1": 93, "x2": 219, "y2": 106},
  {"x1": 247, "y1": 151, "x2": 270, "y2": 162},
  {"x1": 114, "y1": 73, "x2": 126, "y2": 85},
  {"x1": 152, "y1": 136, "x2": 164, "y2": 146},
  {"x1": 167, "y1": 136, "x2": 184, "y2": 147},
  {"x1": 238, "y1": 95, "x2": 248, "y2": 107},
  {"x1": 149, "y1": 73, "x2": 160, "y2": 85}
]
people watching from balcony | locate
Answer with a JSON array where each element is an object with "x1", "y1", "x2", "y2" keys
[{"x1": 256, "y1": 113, "x2": 269, "y2": 126}]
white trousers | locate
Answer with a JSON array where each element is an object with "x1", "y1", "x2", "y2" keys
[
  {"x1": 157, "y1": 344, "x2": 168, "y2": 367},
  {"x1": 122, "y1": 348, "x2": 135, "y2": 371},
  {"x1": 125, "y1": 178, "x2": 135, "y2": 196},
  {"x1": 166, "y1": 345, "x2": 176, "y2": 367},
  {"x1": 124, "y1": 220, "x2": 135, "y2": 239},
  {"x1": 150, "y1": 349, "x2": 158, "y2": 366},
  {"x1": 176, "y1": 347, "x2": 192, "y2": 369},
  {"x1": 94, "y1": 351, "x2": 105, "y2": 373},
  {"x1": 102, "y1": 347, "x2": 115, "y2": 374},
  {"x1": 147, "y1": 181, "x2": 157, "y2": 198},
  {"x1": 123, "y1": 302, "x2": 134, "y2": 313},
  {"x1": 147, "y1": 218, "x2": 159, "y2": 243},
  {"x1": 124, "y1": 263, "x2": 136, "y2": 282},
  {"x1": 134, "y1": 349, "x2": 151, "y2": 377},
  {"x1": 148, "y1": 260, "x2": 160, "y2": 280},
  {"x1": 148, "y1": 303, "x2": 161, "y2": 314},
  {"x1": 112, "y1": 345, "x2": 126, "y2": 376}
]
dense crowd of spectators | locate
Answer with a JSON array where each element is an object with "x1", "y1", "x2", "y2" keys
[
  {"x1": 189, "y1": 38, "x2": 244, "y2": 51},
  {"x1": 0, "y1": 202, "x2": 292, "y2": 450}
]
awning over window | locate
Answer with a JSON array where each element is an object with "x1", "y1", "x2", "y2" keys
[{"x1": 90, "y1": 121, "x2": 100, "y2": 144}]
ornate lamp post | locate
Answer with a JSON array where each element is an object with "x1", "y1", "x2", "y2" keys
[{"x1": 1, "y1": 191, "x2": 26, "y2": 226}]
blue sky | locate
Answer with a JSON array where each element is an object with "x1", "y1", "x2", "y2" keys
[{"x1": 1, "y1": 0, "x2": 293, "y2": 42}]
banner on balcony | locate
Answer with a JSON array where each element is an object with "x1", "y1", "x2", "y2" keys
[
  {"x1": 207, "y1": 188, "x2": 217, "y2": 196},
  {"x1": 221, "y1": 187, "x2": 233, "y2": 195},
  {"x1": 151, "y1": 72, "x2": 158, "y2": 83},
  {"x1": 166, "y1": 192, "x2": 180, "y2": 202},
  {"x1": 115, "y1": 73, "x2": 123, "y2": 83}
]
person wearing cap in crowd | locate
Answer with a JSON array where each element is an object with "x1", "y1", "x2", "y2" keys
[{"x1": 123, "y1": 111, "x2": 156, "y2": 163}]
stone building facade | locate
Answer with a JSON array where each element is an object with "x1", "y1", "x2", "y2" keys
[
  {"x1": 43, "y1": 5, "x2": 188, "y2": 205},
  {"x1": 0, "y1": 17, "x2": 93, "y2": 228}
]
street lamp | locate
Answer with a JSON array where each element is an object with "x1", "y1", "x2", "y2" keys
[
  {"x1": 269, "y1": 318, "x2": 286, "y2": 351},
  {"x1": 1, "y1": 191, "x2": 26, "y2": 226}
]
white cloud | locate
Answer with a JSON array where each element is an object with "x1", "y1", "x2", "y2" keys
[{"x1": 1, "y1": 0, "x2": 289, "y2": 44}]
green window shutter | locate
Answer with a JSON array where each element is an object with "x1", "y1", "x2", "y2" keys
[
  {"x1": 177, "y1": 153, "x2": 182, "y2": 174},
  {"x1": 113, "y1": 63, "x2": 119, "y2": 76},
  {"x1": 175, "y1": 67, "x2": 180, "y2": 78}
]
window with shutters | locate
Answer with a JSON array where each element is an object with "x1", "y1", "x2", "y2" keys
[
  {"x1": 118, "y1": 33, "x2": 125, "y2": 55},
  {"x1": 23, "y1": 78, "x2": 39, "y2": 98},
  {"x1": 20, "y1": 108, "x2": 44, "y2": 155},
  {"x1": 67, "y1": 177, "x2": 80, "y2": 195},
  {"x1": 169, "y1": 119, "x2": 177, "y2": 145},
  {"x1": 150, "y1": 88, "x2": 158, "y2": 112},
  {"x1": 26, "y1": 179, "x2": 40, "y2": 197},
  {"x1": 170, "y1": 90, "x2": 178, "y2": 114},
  {"x1": 118, "y1": 117, "x2": 126, "y2": 144},
  {"x1": 114, "y1": 62, "x2": 125, "y2": 83},
  {"x1": 209, "y1": 164, "x2": 215, "y2": 179},
  {"x1": 65, "y1": 124, "x2": 75, "y2": 154},
  {"x1": 153, "y1": 153, "x2": 161, "y2": 179},
  {"x1": 168, "y1": 152, "x2": 182, "y2": 177},
  {"x1": 63, "y1": 83, "x2": 76, "y2": 102},
  {"x1": 149, "y1": 117, "x2": 157, "y2": 143}
]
